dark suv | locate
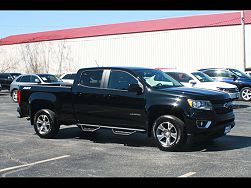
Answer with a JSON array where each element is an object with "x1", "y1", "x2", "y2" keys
[
  {"x1": 0, "y1": 73, "x2": 21, "y2": 90},
  {"x1": 199, "y1": 68, "x2": 251, "y2": 101}
]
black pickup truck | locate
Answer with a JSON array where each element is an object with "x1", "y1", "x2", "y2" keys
[{"x1": 17, "y1": 67, "x2": 235, "y2": 151}]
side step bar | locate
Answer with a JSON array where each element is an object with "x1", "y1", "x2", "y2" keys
[{"x1": 77, "y1": 123, "x2": 145, "y2": 135}]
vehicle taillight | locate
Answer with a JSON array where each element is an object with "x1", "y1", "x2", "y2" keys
[{"x1": 17, "y1": 90, "x2": 21, "y2": 104}]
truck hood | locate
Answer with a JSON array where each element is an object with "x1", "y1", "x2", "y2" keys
[{"x1": 158, "y1": 86, "x2": 229, "y2": 100}]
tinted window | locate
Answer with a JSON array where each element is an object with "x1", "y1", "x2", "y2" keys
[
  {"x1": 0, "y1": 74, "x2": 8, "y2": 79},
  {"x1": 191, "y1": 72, "x2": 214, "y2": 82},
  {"x1": 38, "y1": 74, "x2": 61, "y2": 83},
  {"x1": 135, "y1": 69, "x2": 182, "y2": 88},
  {"x1": 30, "y1": 76, "x2": 39, "y2": 83},
  {"x1": 70, "y1": 74, "x2": 76, "y2": 79},
  {"x1": 204, "y1": 70, "x2": 232, "y2": 78},
  {"x1": 16, "y1": 76, "x2": 22, "y2": 82},
  {"x1": 62, "y1": 74, "x2": 71, "y2": 79},
  {"x1": 79, "y1": 70, "x2": 103, "y2": 88},
  {"x1": 20, "y1": 76, "x2": 31, "y2": 82},
  {"x1": 229, "y1": 69, "x2": 249, "y2": 78},
  {"x1": 166, "y1": 72, "x2": 193, "y2": 83},
  {"x1": 108, "y1": 70, "x2": 138, "y2": 90}
]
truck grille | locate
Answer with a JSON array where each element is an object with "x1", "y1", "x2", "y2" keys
[{"x1": 212, "y1": 99, "x2": 233, "y2": 114}]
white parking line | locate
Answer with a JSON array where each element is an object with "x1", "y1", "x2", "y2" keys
[
  {"x1": 178, "y1": 172, "x2": 196, "y2": 177},
  {"x1": 0, "y1": 155, "x2": 70, "y2": 173}
]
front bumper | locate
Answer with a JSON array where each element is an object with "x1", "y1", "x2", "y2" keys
[
  {"x1": 228, "y1": 92, "x2": 240, "y2": 100},
  {"x1": 184, "y1": 108, "x2": 235, "y2": 142}
]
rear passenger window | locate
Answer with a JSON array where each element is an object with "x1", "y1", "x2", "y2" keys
[
  {"x1": 20, "y1": 76, "x2": 31, "y2": 82},
  {"x1": 62, "y1": 74, "x2": 70, "y2": 79},
  {"x1": 79, "y1": 70, "x2": 103, "y2": 88},
  {"x1": 70, "y1": 74, "x2": 76, "y2": 79},
  {"x1": 108, "y1": 70, "x2": 138, "y2": 91},
  {"x1": 204, "y1": 70, "x2": 217, "y2": 77},
  {"x1": 16, "y1": 76, "x2": 22, "y2": 82}
]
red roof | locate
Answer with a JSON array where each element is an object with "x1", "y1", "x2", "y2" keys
[{"x1": 0, "y1": 11, "x2": 250, "y2": 46}]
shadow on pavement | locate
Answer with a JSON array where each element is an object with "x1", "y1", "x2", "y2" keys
[
  {"x1": 55, "y1": 126, "x2": 251, "y2": 152},
  {"x1": 183, "y1": 135, "x2": 251, "y2": 152},
  {"x1": 233, "y1": 104, "x2": 250, "y2": 109},
  {"x1": 55, "y1": 126, "x2": 156, "y2": 147}
]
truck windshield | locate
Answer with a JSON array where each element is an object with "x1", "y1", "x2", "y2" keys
[
  {"x1": 191, "y1": 72, "x2": 214, "y2": 82},
  {"x1": 135, "y1": 69, "x2": 183, "y2": 88}
]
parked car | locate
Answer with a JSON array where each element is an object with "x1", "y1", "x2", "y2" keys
[
  {"x1": 0, "y1": 73, "x2": 21, "y2": 90},
  {"x1": 17, "y1": 67, "x2": 235, "y2": 151},
  {"x1": 199, "y1": 68, "x2": 251, "y2": 101},
  {"x1": 160, "y1": 69, "x2": 239, "y2": 100},
  {"x1": 10, "y1": 73, "x2": 66, "y2": 102},
  {"x1": 60, "y1": 72, "x2": 76, "y2": 84}
]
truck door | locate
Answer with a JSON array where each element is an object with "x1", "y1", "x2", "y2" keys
[
  {"x1": 100, "y1": 70, "x2": 146, "y2": 129},
  {"x1": 72, "y1": 69, "x2": 106, "y2": 125}
]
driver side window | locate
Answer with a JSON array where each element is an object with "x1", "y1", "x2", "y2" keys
[{"x1": 108, "y1": 70, "x2": 138, "y2": 91}]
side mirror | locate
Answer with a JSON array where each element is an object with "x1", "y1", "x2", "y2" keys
[
  {"x1": 189, "y1": 80, "x2": 197, "y2": 85},
  {"x1": 35, "y1": 78, "x2": 41, "y2": 83},
  {"x1": 128, "y1": 83, "x2": 143, "y2": 94},
  {"x1": 231, "y1": 74, "x2": 238, "y2": 80}
]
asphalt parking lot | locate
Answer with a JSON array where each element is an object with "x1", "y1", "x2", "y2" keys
[{"x1": 0, "y1": 90, "x2": 250, "y2": 177}]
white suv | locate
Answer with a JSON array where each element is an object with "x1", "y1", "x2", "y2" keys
[
  {"x1": 60, "y1": 72, "x2": 76, "y2": 84},
  {"x1": 159, "y1": 68, "x2": 239, "y2": 100}
]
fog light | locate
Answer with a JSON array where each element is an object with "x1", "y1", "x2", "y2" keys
[{"x1": 196, "y1": 120, "x2": 211, "y2": 128}]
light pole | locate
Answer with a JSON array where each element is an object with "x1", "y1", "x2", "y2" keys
[{"x1": 241, "y1": 10, "x2": 246, "y2": 71}]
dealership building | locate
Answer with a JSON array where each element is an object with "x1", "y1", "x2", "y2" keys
[{"x1": 0, "y1": 11, "x2": 251, "y2": 74}]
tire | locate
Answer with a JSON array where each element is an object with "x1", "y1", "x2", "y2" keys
[
  {"x1": 33, "y1": 109, "x2": 60, "y2": 138},
  {"x1": 152, "y1": 115, "x2": 186, "y2": 151},
  {"x1": 240, "y1": 87, "x2": 251, "y2": 101},
  {"x1": 11, "y1": 89, "x2": 18, "y2": 103}
]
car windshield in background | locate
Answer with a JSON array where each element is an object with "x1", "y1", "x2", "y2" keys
[
  {"x1": 38, "y1": 74, "x2": 61, "y2": 83},
  {"x1": 191, "y1": 72, "x2": 214, "y2": 82},
  {"x1": 135, "y1": 69, "x2": 182, "y2": 88},
  {"x1": 230, "y1": 69, "x2": 250, "y2": 79}
]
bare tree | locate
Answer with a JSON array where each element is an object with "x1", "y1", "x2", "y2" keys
[
  {"x1": 52, "y1": 40, "x2": 74, "y2": 76},
  {"x1": 0, "y1": 48, "x2": 18, "y2": 72},
  {"x1": 20, "y1": 42, "x2": 52, "y2": 74}
]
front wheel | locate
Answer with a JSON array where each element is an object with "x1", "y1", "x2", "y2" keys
[
  {"x1": 34, "y1": 109, "x2": 60, "y2": 138},
  {"x1": 240, "y1": 87, "x2": 251, "y2": 101},
  {"x1": 152, "y1": 115, "x2": 186, "y2": 151}
]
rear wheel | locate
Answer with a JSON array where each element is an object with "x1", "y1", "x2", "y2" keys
[
  {"x1": 11, "y1": 89, "x2": 18, "y2": 103},
  {"x1": 34, "y1": 109, "x2": 60, "y2": 138},
  {"x1": 240, "y1": 87, "x2": 251, "y2": 101},
  {"x1": 152, "y1": 115, "x2": 186, "y2": 151}
]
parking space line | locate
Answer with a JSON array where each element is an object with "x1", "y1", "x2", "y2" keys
[
  {"x1": 178, "y1": 172, "x2": 196, "y2": 177},
  {"x1": 0, "y1": 155, "x2": 70, "y2": 173}
]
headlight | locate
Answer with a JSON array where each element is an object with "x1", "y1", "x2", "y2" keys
[{"x1": 187, "y1": 99, "x2": 213, "y2": 110}]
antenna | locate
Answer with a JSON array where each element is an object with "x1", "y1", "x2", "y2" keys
[{"x1": 94, "y1": 59, "x2": 99, "y2": 67}]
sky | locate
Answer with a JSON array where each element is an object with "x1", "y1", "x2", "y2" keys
[{"x1": 0, "y1": 10, "x2": 239, "y2": 39}]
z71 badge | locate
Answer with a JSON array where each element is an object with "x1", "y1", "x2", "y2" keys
[{"x1": 23, "y1": 87, "x2": 31, "y2": 90}]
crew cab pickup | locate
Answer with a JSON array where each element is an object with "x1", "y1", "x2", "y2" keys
[{"x1": 17, "y1": 67, "x2": 235, "y2": 151}]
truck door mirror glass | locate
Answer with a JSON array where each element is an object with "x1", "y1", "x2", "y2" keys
[
  {"x1": 128, "y1": 83, "x2": 143, "y2": 94},
  {"x1": 189, "y1": 80, "x2": 197, "y2": 85}
]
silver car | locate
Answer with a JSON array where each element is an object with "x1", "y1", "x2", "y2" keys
[{"x1": 10, "y1": 73, "x2": 65, "y2": 102}]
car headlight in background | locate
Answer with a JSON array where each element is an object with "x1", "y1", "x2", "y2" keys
[{"x1": 187, "y1": 99, "x2": 213, "y2": 110}]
